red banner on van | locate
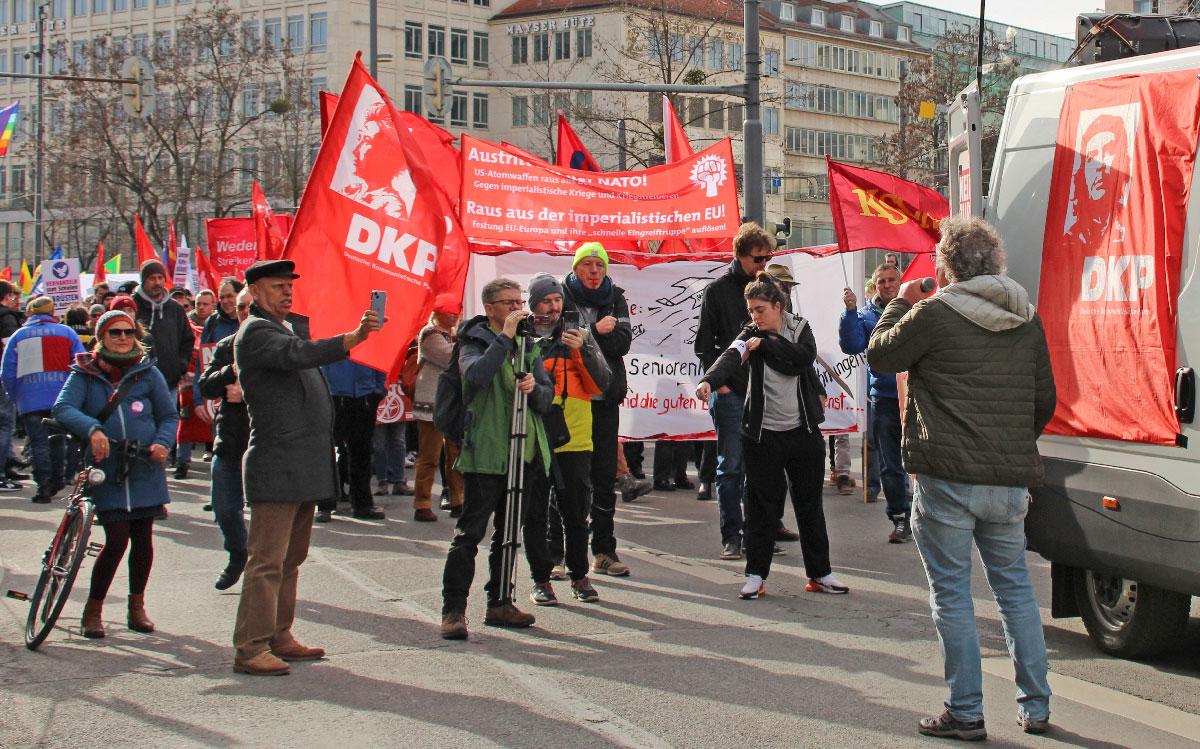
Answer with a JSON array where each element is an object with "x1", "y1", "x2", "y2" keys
[{"x1": 1038, "y1": 70, "x2": 1200, "y2": 445}]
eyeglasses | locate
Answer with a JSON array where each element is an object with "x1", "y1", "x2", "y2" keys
[
  {"x1": 750, "y1": 254, "x2": 773, "y2": 264},
  {"x1": 106, "y1": 328, "x2": 137, "y2": 338},
  {"x1": 487, "y1": 298, "x2": 525, "y2": 307}
]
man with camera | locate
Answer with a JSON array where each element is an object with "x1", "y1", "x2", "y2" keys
[
  {"x1": 440, "y1": 278, "x2": 556, "y2": 640},
  {"x1": 524, "y1": 273, "x2": 611, "y2": 606}
]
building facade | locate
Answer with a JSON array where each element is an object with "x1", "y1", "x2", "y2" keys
[{"x1": 1105, "y1": 0, "x2": 1191, "y2": 13}]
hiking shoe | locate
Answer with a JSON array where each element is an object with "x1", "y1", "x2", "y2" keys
[
  {"x1": 617, "y1": 475, "x2": 653, "y2": 502},
  {"x1": 484, "y1": 602, "x2": 535, "y2": 628},
  {"x1": 776, "y1": 526, "x2": 800, "y2": 542},
  {"x1": 0, "y1": 478, "x2": 22, "y2": 492},
  {"x1": 173, "y1": 464, "x2": 189, "y2": 480},
  {"x1": 440, "y1": 611, "x2": 468, "y2": 640},
  {"x1": 31, "y1": 485, "x2": 54, "y2": 504},
  {"x1": 806, "y1": 574, "x2": 850, "y2": 594},
  {"x1": 549, "y1": 561, "x2": 568, "y2": 581},
  {"x1": 772, "y1": 544, "x2": 786, "y2": 556},
  {"x1": 591, "y1": 552, "x2": 629, "y2": 577},
  {"x1": 414, "y1": 508, "x2": 438, "y2": 522},
  {"x1": 739, "y1": 574, "x2": 765, "y2": 600},
  {"x1": 720, "y1": 541, "x2": 742, "y2": 560},
  {"x1": 837, "y1": 474, "x2": 854, "y2": 495},
  {"x1": 440, "y1": 494, "x2": 451, "y2": 510},
  {"x1": 1018, "y1": 713, "x2": 1050, "y2": 735},
  {"x1": 530, "y1": 582, "x2": 558, "y2": 607},
  {"x1": 571, "y1": 577, "x2": 600, "y2": 602},
  {"x1": 888, "y1": 518, "x2": 912, "y2": 544},
  {"x1": 918, "y1": 711, "x2": 986, "y2": 741}
]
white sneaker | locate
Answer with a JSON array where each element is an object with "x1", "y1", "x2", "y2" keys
[
  {"x1": 739, "y1": 574, "x2": 765, "y2": 599},
  {"x1": 806, "y1": 574, "x2": 850, "y2": 594}
]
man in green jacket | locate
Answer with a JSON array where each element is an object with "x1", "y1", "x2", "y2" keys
[
  {"x1": 868, "y1": 216, "x2": 1056, "y2": 740},
  {"x1": 441, "y1": 277, "x2": 555, "y2": 640}
]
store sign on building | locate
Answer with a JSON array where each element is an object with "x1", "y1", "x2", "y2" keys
[
  {"x1": 0, "y1": 18, "x2": 67, "y2": 36},
  {"x1": 505, "y1": 15, "x2": 594, "y2": 35}
]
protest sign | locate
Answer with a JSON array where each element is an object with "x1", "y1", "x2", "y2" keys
[
  {"x1": 205, "y1": 216, "x2": 292, "y2": 280},
  {"x1": 459, "y1": 135, "x2": 741, "y2": 244},
  {"x1": 40, "y1": 258, "x2": 82, "y2": 312},
  {"x1": 465, "y1": 250, "x2": 865, "y2": 439}
]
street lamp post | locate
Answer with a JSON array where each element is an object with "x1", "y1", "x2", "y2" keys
[{"x1": 33, "y1": 1, "x2": 48, "y2": 265}]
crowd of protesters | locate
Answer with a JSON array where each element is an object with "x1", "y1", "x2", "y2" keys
[{"x1": 5, "y1": 216, "x2": 1057, "y2": 738}]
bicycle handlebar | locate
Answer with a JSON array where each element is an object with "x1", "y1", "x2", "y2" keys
[{"x1": 42, "y1": 418, "x2": 155, "y2": 461}]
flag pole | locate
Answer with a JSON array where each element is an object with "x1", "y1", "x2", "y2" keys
[{"x1": 976, "y1": 0, "x2": 986, "y2": 93}]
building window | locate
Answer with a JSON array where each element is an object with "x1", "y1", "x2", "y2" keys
[
  {"x1": 779, "y1": 2, "x2": 794, "y2": 21},
  {"x1": 937, "y1": 18, "x2": 947, "y2": 34},
  {"x1": 242, "y1": 86, "x2": 259, "y2": 118},
  {"x1": 287, "y1": 15, "x2": 303, "y2": 51},
  {"x1": 707, "y1": 100, "x2": 723, "y2": 130},
  {"x1": 403, "y1": 84, "x2": 421, "y2": 113},
  {"x1": 92, "y1": 0, "x2": 106, "y2": 13},
  {"x1": 811, "y1": 8, "x2": 825, "y2": 26},
  {"x1": 132, "y1": 0, "x2": 145, "y2": 7},
  {"x1": 511, "y1": 35, "x2": 527, "y2": 64},
  {"x1": 687, "y1": 97, "x2": 704, "y2": 125},
  {"x1": 708, "y1": 38, "x2": 723, "y2": 69},
  {"x1": 727, "y1": 42, "x2": 743, "y2": 71},
  {"x1": 450, "y1": 92, "x2": 467, "y2": 126},
  {"x1": 898, "y1": 26, "x2": 910, "y2": 42},
  {"x1": 1049, "y1": 42, "x2": 1058, "y2": 60},
  {"x1": 473, "y1": 31, "x2": 489, "y2": 67},
  {"x1": 310, "y1": 13, "x2": 327, "y2": 52},
  {"x1": 428, "y1": 25, "x2": 444, "y2": 58},
  {"x1": 532, "y1": 94, "x2": 550, "y2": 125},
  {"x1": 532, "y1": 32, "x2": 549, "y2": 62},
  {"x1": 12, "y1": 47, "x2": 25, "y2": 75},
  {"x1": 575, "y1": 90, "x2": 592, "y2": 111},
  {"x1": 512, "y1": 95, "x2": 528, "y2": 126},
  {"x1": 472, "y1": 92, "x2": 488, "y2": 128},
  {"x1": 473, "y1": 0, "x2": 489, "y2": 6},
  {"x1": 554, "y1": 29, "x2": 569, "y2": 60},
  {"x1": 241, "y1": 20, "x2": 259, "y2": 50},
  {"x1": 450, "y1": 28, "x2": 468, "y2": 64},
  {"x1": 728, "y1": 103, "x2": 742, "y2": 132},
  {"x1": 265, "y1": 17, "x2": 282, "y2": 50},
  {"x1": 405, "y1": 21, "x2": 422, "y2": 58},
  {"x1": 870, "y1": 20, "x2": 882, "y2": 37},
  {"x1": 309, "y1": 76, "x2": 327, "y2": 106},
  {"x1": 52, "y1": 0, "x2": 65, "y2": 18},
  {"x1": 764, "y1": 106, "x2": 779, "y2": 135},
  {"x1": 71, "y1": 0, "x2": 84, "y2": 16},
  {"x1": 840, "y1": 15, "x2": 854, "y2": 33},
  {"x1": 576, "y1": 28, "x2": 592, "y2": 58},
  {"x1": 11, "y1": 164, "x2": 25, "y2": 196},
  {"x1": 912, "y1": 12, "x2": 922, "y2": 30},
  {"x1": 764, "y1": 48, "x2": 779, "y2": 76}
]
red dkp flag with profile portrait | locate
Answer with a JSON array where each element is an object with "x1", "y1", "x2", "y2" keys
[
  {"x1": 1038, "y1": 70, "x2": 1200, "y2": 445},
  {"x1": 285, "y1": 54, "x2": 468, "y2": 373}
]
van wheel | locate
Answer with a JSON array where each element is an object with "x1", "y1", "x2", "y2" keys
[{"x1": 1072, "y1": 569, "x2": 1191, "y2": 659}]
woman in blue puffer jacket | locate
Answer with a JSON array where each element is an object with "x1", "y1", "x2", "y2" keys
[{"x1": 52, "y1": 310, "x2": 178, "y2": 640}]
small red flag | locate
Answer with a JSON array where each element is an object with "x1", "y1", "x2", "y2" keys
[
  {"x1": 134, "y1": 215, "x2": 158, "y2": 268},
  {"x1": 0, "y1": 266, "x2": 11, "y2": 281},
  {"x1": 252, "y1": 181, "x2": 287, "y2": 261},
  {"x1": 900, "y1": 252, "x2": 936, "y2": 287},
  {"x1": 556, "y1": 113, "x2": 601, "y2": 172},
  {"x1": 194, "y1": 245, "x2": 222, "y2": 293},
  {"x1": 319, "y1": 91, "x2": 339, "y2": 136},
  {"x1": 827, "y1": 159, "x2": 949, "y2": 255},
  {"x1": 94, "y1": 241, "x2": 107, "y2": 284}
]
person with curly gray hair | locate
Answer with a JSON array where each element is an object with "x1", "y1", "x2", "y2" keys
[{"x1": 867, "y1": 216, "x2": 1057, "y2": 740}]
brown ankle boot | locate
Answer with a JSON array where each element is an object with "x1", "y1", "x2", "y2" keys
[
  {"x1": 81, "y1": 597, "x2": 105, "y2": 638},
  {"x1": 127, "y1": 594, "x2": 155, "y2": 633}
]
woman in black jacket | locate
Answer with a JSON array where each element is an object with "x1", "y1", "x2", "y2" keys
[{"x1": 696, "y1": 272, "x2": 849, "y2": 600}]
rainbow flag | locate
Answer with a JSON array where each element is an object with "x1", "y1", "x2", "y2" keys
[
  {"x1": 19, "y1": 260, "x2": 32, "y2": 294},
  {"x1": 0, "y1": 103, "x2": 17, "y2": 157}
]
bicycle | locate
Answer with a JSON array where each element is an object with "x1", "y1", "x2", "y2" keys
[{"x1": 6, "y1": 418, "x2": 151, "y2": 651}]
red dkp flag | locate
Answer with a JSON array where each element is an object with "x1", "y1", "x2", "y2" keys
[
  {"x1": 134, "y1": 215, "x2": 158, "y2": 268},
  {"x1": 827, "y1": 159, "x2": 948, "y2": 254},
  {"x1": 1038, "y1": 70, "x2": 1200, "y2": 445},
  {"x1": 285, "y1": 55, "x2": 466, "y2": 373}
]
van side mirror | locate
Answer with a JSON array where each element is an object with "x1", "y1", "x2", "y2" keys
[{"x1": 1176, "y1": 367, "x2": 1195, "y2": 424}]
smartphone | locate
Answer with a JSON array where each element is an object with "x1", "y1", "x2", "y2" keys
[
  {"x1": 370, "y1": 290, "x2": 387, "y2": 328},
  {"x1": 562, "y1": 310, "x2": 580, "y2": 331}
]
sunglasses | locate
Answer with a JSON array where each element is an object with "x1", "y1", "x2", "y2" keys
[
  {"x1": 106, "y1": 328, "x2": 137, "y2": 338},
  {"x1": 750, "y1": 254, "x2": 773, "y2": 264},
  {"x1": 487, "y1": 298, "x2": 525, "y2": 307}
]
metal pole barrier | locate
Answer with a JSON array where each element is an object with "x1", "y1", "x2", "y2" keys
[{"x1": 743, "y1": 0, "x2": 764, "y2": 227}]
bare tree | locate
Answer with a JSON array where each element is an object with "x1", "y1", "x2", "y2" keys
[
  {"x1": 880, "y1": 27, "x2": 1018, "y2": 188},
  {"x1": 48, "y1": 1, "x2": 318, "y2": 255}
]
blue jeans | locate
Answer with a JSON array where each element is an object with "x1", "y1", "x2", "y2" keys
[
  {"x1": 373, "y1": 422, "x2": 406, "y2": 483},
  {"x1": 864, "y1": 400, "x2": 881, "y2": 498},
  {"x1": 22, "y1": 411, "x2": 68, "y2": 488},
  {"x1": 871, "y1": 396, "x2": 910, "y2": 520},
  {"x1": 0, "y1": 393, "x2": 15, "y2": 471},
  {"x1": 911, "y1": 475, "x2": 1051, "y2": 723},
  {"x1": 709, "y1": 391, "x2": 744, "y2": 546},
  {"x1": 210, "y1": 453, "x2": 247, "y2": 569}
]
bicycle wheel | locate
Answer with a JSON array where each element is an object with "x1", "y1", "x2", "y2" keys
[{"x1": 25, "y1": 500, "x2": 95, "y2": 650}]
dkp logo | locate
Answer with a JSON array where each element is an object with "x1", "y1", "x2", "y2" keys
[{"x1": 1080, "y1": 255, "x2": 1154, "y2": 302}]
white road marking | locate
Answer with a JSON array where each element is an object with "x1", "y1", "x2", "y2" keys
[
  {"x1": 982, "y1": 657, "x2": 1200, "y2": 742},
  {"x1": 308, "y1": 545, "x2": 674, "y2": 749}
]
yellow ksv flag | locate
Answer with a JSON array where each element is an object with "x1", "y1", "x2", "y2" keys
[{"x1": 19, "y1": 260, "x2": 33, "y2": 294}]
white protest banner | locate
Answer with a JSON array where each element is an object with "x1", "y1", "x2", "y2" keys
[
  {"x1": 40, "y1": 258, "x2": 82, "y2": 312},
  {"x1": 173, "y1": 236, "x2": 196, "y2": 293},
  {"x1": 465, "y1": 249, "x2": 865, "y2": 439}
]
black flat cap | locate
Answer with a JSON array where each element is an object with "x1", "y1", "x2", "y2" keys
[{"x1": 244, "y1": 259, "x2": 300, "y2": 284}]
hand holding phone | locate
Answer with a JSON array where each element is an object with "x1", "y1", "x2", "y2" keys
[{"x1": 370, "y1": 290, "x2": 387, "y2": 329}]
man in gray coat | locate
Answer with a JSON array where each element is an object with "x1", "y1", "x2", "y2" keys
[
  {"x1": 868, "y1": 216, "x2": 1056, "y2": 740},
  {"x1": 231, "y1": 259, "x2": 381, "y2": 676}
]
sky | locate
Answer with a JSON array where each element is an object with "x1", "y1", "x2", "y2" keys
[{"x1": 912, "y1": 1, "x2": 1107, "y2": 38}]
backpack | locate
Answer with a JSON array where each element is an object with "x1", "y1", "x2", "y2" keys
[
  {"x1": 433, "y1": 321, "x2": 471, "y2": 443},
  {"x1": 399, "y1": 337, "x2": 420, "y2": 394}
]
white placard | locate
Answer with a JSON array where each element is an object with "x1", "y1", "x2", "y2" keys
[
  {"x1": 40, "y1": 258, "x2": 82, "y2": 312},
  {"x1": 465, "y1": 250, "x2": 865, "y2": 439}
]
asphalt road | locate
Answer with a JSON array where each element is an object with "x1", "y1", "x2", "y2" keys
[{"x1": 2, "y1": 447, "x2": 1199, "y2": 748}]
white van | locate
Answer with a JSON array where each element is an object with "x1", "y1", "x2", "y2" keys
[{"x1": 971, "y1": 47, "x2": 1199, "y2": 658}]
